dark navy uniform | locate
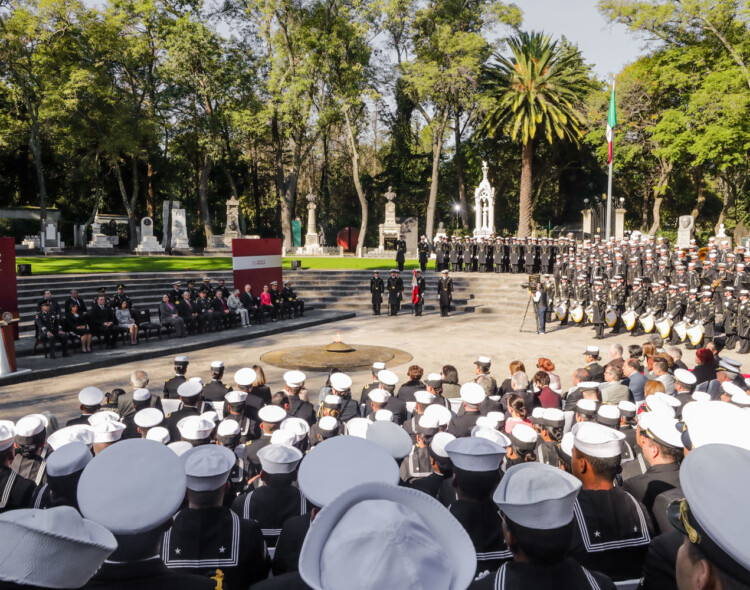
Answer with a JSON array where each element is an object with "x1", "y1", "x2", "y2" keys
[
  {"x1": 622, "y1": 462, "x2": 680, "y2": 534},
  {"x1": 164, "y1": 375, "x2": 187, "y2": 399},
  {"x1": 450, "y1": 498, "x2": 512, "y2": 575},
  {"x1": 370, "y1": 275, "x2": 384, "y2": 315},
  {"x1": 395, "y1": 239, "x2": 407, "y2": 271},
  {"x1": 387, "y1": 274, "x2": 403, "y2": 315},
  {"x1": 0, "y1": 465, "x2": 35, "y2": 514},
  {"x1": 84, "y1": 556, "x2": 217, "y2": 590},
  {"x1": 469, "y1": 558, "x2": 616, "y2": 589},
  {"x1": 287, "y1": 397, "x2": 316, "y2": 426},
  {"x1": 399, "y1": 446, "x2": 432, "y2": 486},
  {"x1": 202, "y1": 379, "x2": 233, "y2": 402},
  {"x1": 438, "y1": 275, "x2": 453, "y2": 317},
  {"x1": 231, "y1": 486, "x2": 307, "y2": 551},
  {"x1": 242, "y1": 434, "x2": 273, "y2": 477},
  {"x1": 271, "y1": 514, "x2": 311, "y2": 576},
  {"x1": 165, "y1": 405, "x2": 201, "y2": 442}
]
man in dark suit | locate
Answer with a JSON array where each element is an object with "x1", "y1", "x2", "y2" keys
[
  {"x1": 89, "y1": 295, "x2": 118, "y2": 348},
  {"x1": 177, "y1": 292, "x2": 200, "y2": 333},
  {"x1": 37, "y1": 290, "x2": 61, "y2": 316},
  {"x1": 65, "y1": 289, "x2": 87, "y2": 315},
  {"x1": 212, "y1": 288, "x2": 233, "y2": 329},
  {"x1": 240, "y1": 284, "x2": 261, "y2": 324}
]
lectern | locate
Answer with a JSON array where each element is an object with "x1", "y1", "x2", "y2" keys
[{"x1": 0, "y1": 310, "x2": 19, "y2": 375}]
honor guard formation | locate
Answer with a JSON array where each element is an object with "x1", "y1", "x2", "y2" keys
[{"x1": 2, "y1": 336, "x2": 750, "y2": 590}]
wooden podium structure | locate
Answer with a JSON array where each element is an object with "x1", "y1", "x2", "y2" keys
[{"x1": 0, "y1": 311, "x2": 19, "y2": 375}]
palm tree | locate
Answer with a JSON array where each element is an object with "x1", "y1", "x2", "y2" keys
[{"x1": 481, "y1": 31, "x2": 591, "y2": 237}]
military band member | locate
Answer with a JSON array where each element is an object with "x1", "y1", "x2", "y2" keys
[
  {"x1": 438, "y1": 269, "x2": 453, "y2": 317},
  {"x1": 559, "y1": 276, "x2": 573, "y2": 326},
  {"x1": 395, "y1": 234, "x2": 407, "y2": 272},
  {"x1": 463, "y1": 239, "x2": 475, "y2": 273},
  {"x1": 738, "y1": 289, "x2": 750, "y2": 354},
  {"x1": 591, "y1": 281, "x2": 606, "y2": 340},
  {"x1": 510, "y1": 240, "x2": 521, "y2": 273},
  {"x1": 610, "y1": 276, "x2": 627, "y2": 334},
  {"x1": 36, "y1": 299, "x2": 70, "y2": 358},
  {"x1": 370, "y1": 270, "x2": 384, "y2": 315},
  {"x1": 723, "y1": 287, "x2": 739, "y2": 349},
  {"x1": 387, "y1": 269, "x2": 403, "y2": 316},
  {"x1": 449, "y1": 237, "x2": 462, "y2": 272}
]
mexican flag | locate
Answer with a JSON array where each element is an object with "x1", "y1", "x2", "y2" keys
[
  {"x1": 411, "y1": 270, "x2": 419, "y2": 304},
  {"x1": 606, "y1": 80, "x2": 617, "y2": 164}
]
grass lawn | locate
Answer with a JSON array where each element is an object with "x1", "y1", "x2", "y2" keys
[{"x1": 16, "y1": 256, "x2": 435, "y2": 275}]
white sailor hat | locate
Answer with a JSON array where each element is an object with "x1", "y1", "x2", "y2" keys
[
  {"x1": 188, "y1": 377, "x2": 203, "y2": 385},
  {"x1": 368, "y1": 388, "x2": 391, "y2": 404},
  {"x1": 167, "y1": 441, "x2": 193, "y2": 456},
  {"x1": 674, "y1": 368, "x2": 697, "y2": 386},
  {"x1": 423, "y1": 404, "x2": 452, "y2": 427},
  {"x1": 441, "y1": 269, "x2": 449, "y2": 274},
  {"x1": 645, "y1": 392, "x2": 678, "y2": 417},
  {"x1": 424, "y1": 373, "x2": 442, "y2": 388},
  {"x1": 258, "y1": 405, "x2": 288, "y2": 424},
  {"x1": 460, "y1": 382, "x2": 486, "y2": 405},
  {"x1": 297, "y1": 436, "x2": 400, "y2": 508},
  {"x1": 345, "y1": 417, "x2": 371, "y2": 438},
  {"x1": 46, "y1": 441, "x2": 92, "y2": 479},
  {"x1": 87, "y1": 411, "x2": 120, "y2": 427},
  {"x1": 258, "y1": 443, "x2": 303, "y2": 474},
  {"x1": 330, "y1": 372, "x2": 353, "y2": 391},
  {"x1": 668, "y1": 444, "x2": 750, "y2": 585},
  {"x1": 14, "y1": 415, "x2": 45, "y2": 441},
  {"x1": 366, "y1": 421, "x2": 413, "y2": 460},
  {"x1": 414, "y1": 390, "x2": 435, "y2": 405},
  {"x1": 618, "y1": 401, "x2": 637, "y2": 418},
  {"x1": 79, "y1": 439, "x2": 187, "y2": 535},
  {"x1": 584, "y1": 345, "x2": 600, "y2": 357},
  {"x1": 681, "y1": 401, "x2": 750, "y2": 450},
  {"x1": 234, "y1": 367, "x2": 257, "y2": 387},
  {"x1": 323, "y1": 395, "x2": 342, "y2": 408},
  {"x1": 298, "y1": 482, "x2": 476, "y2": 590},
  {"x1": 78, "y1": 387, "x2": 104, "y2": 407},
  {"x1": 638, "y1": 412, "x2": 683, "y2": 449},
  {"x1": 284, "y1": 370, "x2": 307, "y2": 388},
  {"x1": 0, "y1": 506, "x2": 116, "y2": 589},
  {"x1": 572, "y1": 422, "x2": 625, "y2": 458},
  {"x1": 596, "y1": 404, "x2": 621, "y2": 427},
  {"x1": 578, "y1": 381, "x2": 601, "y2": 393},
  {"x1": 494, "y1": 462, "x2": 581, "y2": 530},
  {"x1": 372, "y1": 361, "x2": 386, "y2": 371},
  {"x1": 271, "y1": 429, "x2": 297, "y2": 446},
  {"x1": 216, "y1": 419, "x2": 241, "y2": 439},
  {"x1": 539, "y1": 408, "x2": 566, "y2": 428},
  {"x1": 176, "y1": 380, "x2": 202, "y2": 399},
  {"x1": 529, "y1": 407, "x2": 545, "y2": 424},
  {"x1": 475, "y1": 356, "x2": 491, "y2": 365},
  {"x1": 176, "y1": 416, "x2": 214, "y2": 442},
  {"x1": 475, "y1": 415, "x2": 500, "y2": 430},
  {"x1": 416, "y1": 414, "x2": 440, "y2": 435},
  {"x1": 722, "y1": 382, "x2": 746, "y2": 398},
  {"x1": 487, "y1": 411, "x2": 506, "y2": 425},
  {"x1": 174, "y1": 355, "x2": 189, "y2": 365},
  {"x1": 722, "y1": 356, "x2": 742, "y2": 369},
  {"x1": 132, "y1": 388, "x2": 151, "y2": 402},
  {"x1": 133, "y1": 408, "x2": 164, "y2": 430},
  {"x1": 181, "y1": 444, "x2": 236, "y2": 492},
  {"x1": 730, "y1": 393, "x2": 750, "y2": 408},
  {"x1": 145, "y1": 427, "x2": 170, "y2": 445},
  {"x1": 471, "y1": 426, "x2": 511, "y2": 447},
  {"x1": 47, "y1": 425, "x2": 94, "y2": 451},
  {"x1": 692, "y1": 391, "x2": 712, "y2": 403},
  {"x1": 430, "y1": 432, "x2": 456, "y2": 458},
  {"x1": 270, "y1": 280, "x2": 278, "y2": 285},
  {"x1": 225, "y1": 391, "x2": 248, "y2": 404},
  {"x1": 200, "y1": 411, "x2": 220, "y2": 424},
  {"x1": 446, "y1": 436, "x2": 505, "y2": 472},
  {"x1": 210, "y1": 360, "x2": 224, "y2": 370},
  {"x1": 377, "y1": 369, "x2": 399, "y2": 386},
  {"x1": 92, "y1": 421, "x2": 125, "y2": 444},
  {"x1": 575, "y1": 398, "x2": 599, "y2": 416},
  {"x1": 509, "y1": 424, "x2": 538, "y2": 451},
  {"x1": 281, "y1": 417, "x2": 310, "y2": 443},
  {"x1": 374, "y1": 409, "x2": 394, "y2": 422},
  {"x1": 557, "y1": 432, "x2": 575, "y2": 462}
]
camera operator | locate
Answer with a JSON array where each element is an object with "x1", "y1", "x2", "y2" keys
[{"x1": 531, "y1": 281, "x2": 548, "y2": 335}]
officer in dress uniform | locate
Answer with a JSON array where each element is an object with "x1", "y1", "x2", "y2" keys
[
  {"x1": 387, "y1": 270, "x2": 403, "y2": 316},
  {"x1": 438, "y1": 269, "x2": 453, "y2": 317},
  {"x1": 202, "y1": 361, "x2": 232, "y2": 402},
  {"x1": 221, "y1": 391, "x2": 257, "y2": 444},
  {"x1": 169, "y1": 281, "x2": 184, "y2": 305},
  {"x1": 161, "y1": 444, "x2": 268, "y2": 589},
  {"x1": 395, "y1": 234, "x2": 407, "y2": 272},
  {"x1": 723, "y1": 286, "x2": 739, "y2": 349},
  {"x1": 417, "y1": 235, "x2": 430, "y2": 273},
  {"x1": 369, "y1": 270, "x2": 384, "y2": 315},
  {"x1": 196, "y1": 289, "x2": 217, "y2": 332},
  {"x1": 413, "y1": 269, "x2": 426, "y2": 316},
  {"x1": 568, "y1": 422, "x2": 654, "y2": 581},
  {"x1": 112, "y1": 284, "x2": 133, "y2": 310},
  {"x1": 36, "y1": 300, "x2": 70, "y2": 358},
  {"x1": 163, "y1": 356, "x2": 189, "y2": 399},
  {"x1": 469, "y1": 462, "x2": 616, "y2": 590},
  {"x1": 281, "y1": 280, "x2": 304, "y2": 318},
  {"x1": 445, "y1": 437, "x2": 513, "y2": 575},
  {"x1": 583, "y1": 346, "x2": 605, "y2": 382},
  {"x1": 231, "y1": 444, "x2": 306, "y2": 556}
]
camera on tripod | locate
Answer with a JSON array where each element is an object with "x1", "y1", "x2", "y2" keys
[{"x1": 521, "y1": 274, "x2": 541, "y2": 289}]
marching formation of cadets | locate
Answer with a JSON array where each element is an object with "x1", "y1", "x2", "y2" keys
[
  {"x1": 34, "y1": 278, "x2": 305, "y2": 357},
  {"x1": 2, "y1": 342, "x2": 750, "y2": 590}
]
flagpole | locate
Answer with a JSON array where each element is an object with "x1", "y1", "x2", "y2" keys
[{"x1": 606, "y1": 77, "x2": 616, "y2": 240}]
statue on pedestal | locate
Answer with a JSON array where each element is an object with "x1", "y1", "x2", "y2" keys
[{"x1": 303, "y1": 192, "x2": 322, "y2": 254}]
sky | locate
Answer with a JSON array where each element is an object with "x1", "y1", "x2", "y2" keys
[{"x1": 513, "y1": 0, "x2": 650, "y2": 79}]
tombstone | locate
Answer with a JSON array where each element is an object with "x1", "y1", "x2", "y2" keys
[
  {"x1": 473, "y1": 162, "x2": 495, "y2": 238},
  {"x1": 205, "y1": 197, "x2": 244, "y2": 254},
  {"x1": 170, "y1": 208, "x2": 193, "y2": 253},
  {"x1": 734, "y1": 221, "x2": 749, "y2": 249},
  {"x1": 87, "y1": 222, "x2": 114, "y2": 253},
  {"x1": 676, "y1": 215, "x2": 695, "y2": 248},
  {"x1": 161, "y1": 201, "x2": 173, "y2": 250},
  {"x1": 302, "y1": 192, "x2": 323, "y2": 254},
  {"x1": 134, "y1": 217, "x2": 166, "y2": 255},
  {"x1": 41, "y1": 221, "x2": 64, "y2": 252},
  {"x1": 378, "y1": 186, "x2": 401, "y2": 250}
]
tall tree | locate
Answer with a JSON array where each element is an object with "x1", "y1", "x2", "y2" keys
[{"x1": 480, "y1": 31, "x2": 592, "y2": 237}]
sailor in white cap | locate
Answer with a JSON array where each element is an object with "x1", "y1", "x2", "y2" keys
[
  {"x1": 532, "y1": 407, "x2": 565, "y2": 466},
  {"x1": 0, "y1": 420, "x2": 35, "y2": 513},
  {"x1": 386, "y1": 267, "x2": 404, "y2": 315},
  {"x1": 359, "y1": 361, "x2": 387, "y2": 403},
  {"x1": 12, "y1": 414, "x2": 49, "y2": 486},
  {"x1": 407, "y1": 431, "x2": 456, "y2": 506},
  {"x1": 583, "y1": 346, "x2": 605, "y2": 382},
  {"x1": 92, "y1": 421, "x2": 126, "y2": 455},
  {"x1": 243, "y1": 404, "x2": 287, "y2": 477},
  {"x1": 132, "y1": 408, "x2": 165, "y2": 439},
  {"x1": 622, "y1": 411, "x2": 683, "y2": 534},
  {"x1": 283, "y1": 370, "x2": 316, "y2": 426},
  {"x1": 30, "y1": 440, "x2": 92, "y2": 510},
  {"x1": 469, "y1": 463, "x2": 615, "y2": 590},
  {"x1": 233, "y1": 367, "x2": 270, "y2": 423},
  {"x1": 0, "y1": 505, "x2": 117, "y2": 588},
  {"x1": 162, "y1": 444, "x2": 269, "y2": 587},
  {"x1": 673, "y1": 367, "x2": 698, "y2": 406},
  {"x1": 271, "y1": 436, "x2": 400, "y2": 577},
  {"x1": 66, "y1": 387, "x2": 105, "y2": 427},
  {"x1": 424, "y1": 372, "x2": 452, "y2": 409},
  {"x1": 231, "y1": 444, "x2": 305, "y2": 555},
  {"x1": 176, "y1": 416, "x2": 215, "y2": 448},
  {"x1": 201, "y1": 360, "x2": 233, "y2": 402},
  {"x1": 146, "y1": 427, "x2": 170, "y2": 445},
  {"x1": 367, "y1": 369, "x2": 407, "y2": 425},
  {"x1": 78, "y1": 439, "x2": 215, "y2": 589},
  {"x1": 400, "y1": 414, "x2": 440, "y2": 486},
  {"x1": 165, "y1": 380, "x2": 204, "y2": 442},
  {"x1": 163, "y1": 355, "x2": 189, "y2": 399},
  {"x1": 120, "y1": 388, "x2": 154, "y2": 438},
  {"x1": 445, "y1": 437, "x2": 511, "y2": 575},
  {"x1": 473, "y1": 356, "x2": 498, "y2": 395},
  {"x1": 401, "y1": 390, "x2": 436, "y2": 444},
  {"x1": 222, "y1": 390, "x2": 256, "y2": 444},
  {"x1": 327, "y1": 371, "x2": 359, "y2": 422},
  {"x1": 451, "y1": 382, "x2": 486, "y2": 437},
  {"x1": 568, "y1": 422, "x2": 654, "y2": 581},
  {"x1": 308, "y1": 397, "x2": 344, "y2": 446},
  {"x1": 506, "y1": 423, "x2": 538, "y2": 466}
]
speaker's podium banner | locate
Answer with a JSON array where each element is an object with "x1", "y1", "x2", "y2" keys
[
  {"x1": 232, "y1": 239, "x2": 283, "y2": 293},
  {"x1": 0, "y1": 238, "x2": 18, "y2": 340}
]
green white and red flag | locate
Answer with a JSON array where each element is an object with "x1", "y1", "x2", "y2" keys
[{"x1": 606, "y1": 80, "x2": 617, "y2": 164}]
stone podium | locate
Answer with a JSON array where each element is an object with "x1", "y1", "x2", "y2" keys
[
  {"x1": 473, "y1": 162, "x2": 495, "y2": 239},
  {"x1": 134, "y1": 217, "x2": 165, "y2": 255},
  {"x1": 677, "y1": 215, "x2": 694, "y2": 248},
  {"x1": 378, "y1": 186, "x2": 401, "y2": 250},
  {"x1": 170, "y1": 208, "x2": 193, "y2": 254}
]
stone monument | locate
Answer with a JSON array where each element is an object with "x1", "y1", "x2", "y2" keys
[
  {"x1": 87, "y1": 222, "x2": 114, "y2": 253},
  {"x1": 205, "y1": 197, "x2": 244, "y2": 254},
  {"x1": 473, "y1": 162, "x2": 495, "y2": 238},
  {"x1": 734, "y1": 221, "x2": 749, "y2": 249},
  {"x1": 434, "y1": 221, "x2": 447, "y2": 242},
  {"x1": 714, "y1": 222, "x2": 732, "y2": 250},
  {"x1": 378, "y1": 186, "x2": 401, "y2": 250},
  {"x1": 134, "y1": 217, "x2": 165, "y2": 255},
  {"x1": 41, "y1": 221, "x2": 64, "y2": 253},
  {"x1": 170, "y1": 208, "x2": 193, "y2": 253},
  {"x1": 676, "y1": 215, "x2": 695, "y2": 248},
  {"x1": 302, "y1": 192, "x2": 323, "y2": 254}
]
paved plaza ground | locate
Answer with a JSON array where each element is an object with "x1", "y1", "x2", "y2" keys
[{"x1": 0, "y1": 307, "x2": 692, "y2": 424}]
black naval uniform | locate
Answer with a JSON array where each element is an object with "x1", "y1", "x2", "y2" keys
[
  {"x1": 202, "y1": 379, "x2": 233, "y2": 402},
  {"x1": 450, "y1": 499, "x2": 512, "y2": 575},
  {"x1": 11, "y1": 450, "x2": 47, "y2": 487},
  {"x1": 399, "y1": 446, "x2": 432, "y2": 486},
  {"x1": 165, "y1": 404, "x2": 201, "y2": 442},
  {"x1": 622, "y1": 462, "x2": 680, "y2": 533},
  {"x1": 84, "y1": 557, "x2": 217, "y2": 590},
  {"x1": 164, "y1": 374, "x2": 188, "y2": 399},
  {"x1": 370, "y1": 275, "x2": 384, "y2": 315},
  {"x1": 271, "y1": 514, "x2": 311, "y2": 576},
  {"x1": 0, "y1": 465, "x2": 35, "y2": 514},
  {"x1": 35, "y1": 308, "x2": 69, "y2": 358},
  {"x1": 162, "y1": 507, "x2": 269, "y2": 590},
  {"x1": 387, "y1": 274, "x2": 403, "y2": 316},
  {"x1": 242, "y1": 434, "x2": 273, "y2": 477},
  {"x1": 418, "y1": 240, "x2": 430, "y2": 273},
  {"x1": 395, "y1": 239, "x2": 407, "y2": 272},
  {"x1": 438, "y1": 275, "x2": 453, "y2": 317},
  {"x1": 288, "y1": 396, "x2": 317, "y2": 426},
  {"x1": 231, "y1": 486, "x2": 307, "y2": 551},
  {"x1": 469, "y1": 558, "x2": 616, "y2": 590}
]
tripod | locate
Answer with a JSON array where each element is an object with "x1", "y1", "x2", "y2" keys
[{"x1": 519, "y1": 295, "x2": 541, "y2": 333}]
